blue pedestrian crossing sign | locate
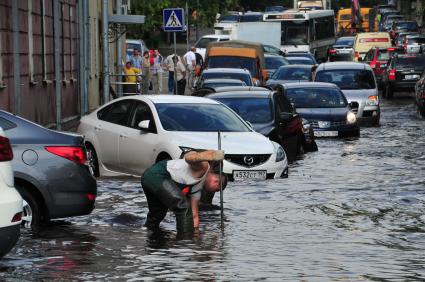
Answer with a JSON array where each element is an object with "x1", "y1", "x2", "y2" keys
[{"x1": 163, "y1": 8, "x2": 185, "y2": 32}]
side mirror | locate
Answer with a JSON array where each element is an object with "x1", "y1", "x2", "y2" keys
[
  {"x1": 254, "y1": 80, "x2": 261, "y2": 86},
  {"x1": 138, "y1": 120, "x2": 150, "y2": 131},
  {"x1": 279, "y1": 112, "x2": 293, "y2": 121},
  {"x1": 290, "y1": 102, "x2": 297, "y2": 113}
]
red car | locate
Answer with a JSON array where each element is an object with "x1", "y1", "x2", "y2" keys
[{"x1": 363, "y1": 47, "x2": 404, "y2": 89}]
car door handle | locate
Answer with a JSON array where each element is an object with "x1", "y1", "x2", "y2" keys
[{"x1": 120, "y1": 133, "x2": 128, "y2": 138}]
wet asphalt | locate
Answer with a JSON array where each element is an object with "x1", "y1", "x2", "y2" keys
[{"x1": 1, "y1": 92, "x2": 425, "y2": 281}]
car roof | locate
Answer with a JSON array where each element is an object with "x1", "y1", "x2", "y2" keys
[
  {"x1": 207, "y1": 90, "x2": 273, "y2": 99},
  {"x1": 316, "y1": 62, "x2": 370, "y2": 71},
  {"x1": 207, "y1": 86, "x2": 269, "y2": 93},
  {"x1": 277, "y1": 64, "x2": 312, "y2": 69},
  {"x1": 337, "y1": 36, "x2": 355, "y2": 40},
  {"x1": 202, "y1": 68, "x2": 251, "y2": 74},
  {"x1": 406, "y1": 34, "x2": 425, "y2": 38},
  {"x1": 203, "y1": 78, "x2": 245, "y2": 83},
  {"x1": 117, "y1": 94, "x2": 221, "y2": 105},
  {"x1": 281, "y1": 82, "x2": 340, "y2": 89},
  {"x1": 286, "y1": 57, "x2": 311, "y2": 60},
  {"x1": 202, "y1": 34, "x2": 230, "y2": 39},
  {"x1": 264, "y1": 53, "x2": 284, "y2": 58}
]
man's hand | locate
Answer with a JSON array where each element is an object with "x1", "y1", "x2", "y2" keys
[{"x1": 211, "y1": 150, "x2": 225, "y2": 161}]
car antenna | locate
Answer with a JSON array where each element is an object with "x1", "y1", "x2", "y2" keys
[{"x1": 218, "y1": 131, "x2": 224, "y2": 231}]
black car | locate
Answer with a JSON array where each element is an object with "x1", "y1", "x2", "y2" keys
[
  {"x1": 0, "y1": 111, "x2": 97, "y2": 227},
  {"x1": 285, "y1": 52, "x2": 318, "y2": 65},
  {"x1": 206, "y1": 86, "x2": 317, "y2": 161},
  {"x1": 266, "y1": 65, "x2": 313, "y2": 86},
  {"x1": 327, "y1": 37, "x2": 355, "y2": 62},
  {"x1": 279, "y1": 82, "x2": 360, "y2": 138},
  {"x1": 414, "y1": 69, "x2": 425, "y2": 117},
  {"x1": 382, "y1": 54, "x2": 425, "y2": 98},
  {"x1": 264, "y1": 54, "x2": 290, "y2": 78}
]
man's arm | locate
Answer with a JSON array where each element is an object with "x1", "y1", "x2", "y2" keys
[
  {"x1": 184, "y1": 150, "x2": 224, "y2": 175},
  {"x1": 191, "y1": 197, "x2": 200, "y2": 229}
]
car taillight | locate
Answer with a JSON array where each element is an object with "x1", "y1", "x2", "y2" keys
[
  {"x1": 370, "y1": 61, "x2": 376, "y2": 69},
  {"x1": 45, "y1": 146, "x2": 88, "y2": 165},
  {"x1": 87, "y1": 193, "x2": 96, "y2": 201},
  {"x1": 328, "y1": 49, "x2": 337, "y2": 54},
  {"x1": 389, "y1": 69, "x2": 396, "y2": 81},
  {"x1": 11, "y1": 212, "x2": 22, "y2": 223},
  {"x1": 0, "y1": 136, "x2": 13, "y2": 162},
  {"x1": 354, "y1": 52, "x2": 359, "y2": 61}
]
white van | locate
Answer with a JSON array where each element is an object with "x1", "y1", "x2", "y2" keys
[{"x1": 353, "y1": 32, "x2": 392, "y2": 61}]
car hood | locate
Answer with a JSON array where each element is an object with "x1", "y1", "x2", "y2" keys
[
  {"x1": 296, "y1": 107, "x2": 348, "y2": 121},
  {"x1": 251, "y1": 122, "x2": 274, "y2": 137},
  {"x1": 340, "y1": 89, "x2": 377, "y2": 102},
  {"x1": 165, "y1": 131, "x2": 275, "y2": 155}
]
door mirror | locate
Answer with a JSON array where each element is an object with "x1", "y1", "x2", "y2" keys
[
  {"x1": 279, "y1": 112, "x2": 293, "y2": 121},
  {"x1": 290, "y1": 102, "x2": 297, "y2": 113},
  {"x1": 138, "y1": 120, "x2": 150, "y2": 131}
]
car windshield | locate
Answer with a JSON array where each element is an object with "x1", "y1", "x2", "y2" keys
[
  {"x1": 272, "y1": 67, "x2": 311, "y2": 80},
  {"x1": 287, "y1": 58, "x2": 314, "y2": 65},
  {"x1": 315, "y1": 69, "x2": 376, "y2": 89},
  {"x1": 265, "y1": 56, "x2": 289, "y2": 70},
  {"x1": 155, "y1": 103, "x2": 250, "y2": 132},
  {"x1": 207, "y1": 56, "x2": 257, "y2": 78},
  {"x1": 241, "y1": 14, "x2": 263, "y2": 22},
  {"x1": 335, "y1": 38, "x2": 354, "y2": 46},
  {"x1": 215, "y1": 98, "x2": 273, "y2": 123},
  {"x1": 219, "y1": 14, "x2": 240, "y2": 22},
  {"x1": 285, "y1": 87, "x2": 347, "y2": 108},
  {"x1": 396, "y1": 56, "x2": 425, "y2": 68},
  {"x1": 195, "y1": 38, "x2": 218, "y2": 49},
  {"x1": 201, "y1": 72, "x2": 252, "y2": 86}
]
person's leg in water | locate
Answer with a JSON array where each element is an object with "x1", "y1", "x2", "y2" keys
[{"x1": 142, "y1": 176, "x2": 194, "y2": 234}]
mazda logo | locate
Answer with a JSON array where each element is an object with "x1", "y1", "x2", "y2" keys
[{"x1": 243, "y1": 155, "x2": 254, "y2": 166}]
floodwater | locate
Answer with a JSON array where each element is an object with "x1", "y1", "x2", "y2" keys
[{"x1": 1, "y1": 95, "x2": 425, "y2": 281}]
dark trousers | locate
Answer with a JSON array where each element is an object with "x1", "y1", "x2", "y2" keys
[
  {"x1": 177, "y1": 78, "x2": 186, "y2": 95},
  {"x1": 141, "y1": 176, "x2": 194, "y2": 234},
  {"x1": 168, "y1": 71, "x2": 175, "y2": 93}
]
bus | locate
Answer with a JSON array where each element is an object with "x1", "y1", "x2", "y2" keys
[{"x1": 263, "y1": 9, "x2": 336, "y2": 61}]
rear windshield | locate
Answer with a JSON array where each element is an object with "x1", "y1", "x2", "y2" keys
[
  {"x1": 215, "y1": 98, "x2": 273, "y2": 123},
  {"x1": 335, "y1": 38, "x2": 354, "y2": 46},
  {"x1": 395, "y1": 56, "x2": 425, "y2": 68},
  {"x1": 407, "y1": 37, "x2": 425, "y2": 45},
  {"x1": 272, "y1": 67, "x2": 311, "y2": 81},
  {"x1": 285, "y1": 87, "x2": 347, "y2": 108},
  {"x1": 396, "y1": 22, "x2": 418, "y2": 30},
  {"x1": 207, "y1": 56, "x2": 257, "y2": 78},
  {"x1": 377, "y1": 50, "x2": 390, "y2": 61},
  {"x1": 315, "y1": 69, "x2": 376, "y2": 90},
  {"x1": 201, "y1": 72, "x2": 252, "y2": 86},
  {"x1": 265, "y1": 56, "x2": 290, "y2": 70}
]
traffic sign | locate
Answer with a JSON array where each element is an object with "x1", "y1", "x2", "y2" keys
[{"x1": 163, "y1": 8, "x2": 185, "y2": 32}]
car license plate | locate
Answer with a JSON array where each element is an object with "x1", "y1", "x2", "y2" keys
[
  {"x1": 405, "y1": 74, "x2": 419, "y2": 80},
  {"x1": 233, "y1": 170, "x2": 267, "y2": 181},
  {"x1": 338, "y1": 50, "x2": 350, "y2": 54},
  {"x1": 314, "y1": 131, "x2": 338, "y2": 137}
]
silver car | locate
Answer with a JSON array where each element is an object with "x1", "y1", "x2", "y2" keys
[
  {"x1": 404, "y1": 34, "x2": 425, "y2": 54},
  {"x1": 313, "y1": 62, "x2": 380, "y2": 126}
]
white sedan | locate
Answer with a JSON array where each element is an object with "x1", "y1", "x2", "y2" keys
[{"x1": 78, "y1": 95, "x2": 288, "y2": 181}]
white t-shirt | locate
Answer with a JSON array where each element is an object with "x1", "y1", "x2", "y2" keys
[
  {"x1": 166, "y1": 159, "x2": 209, "y2": 200},
  {"x1": 183, "y1": 51, "x2": 196, "y2": 67}
]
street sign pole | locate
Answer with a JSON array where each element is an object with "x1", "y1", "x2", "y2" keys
[{"x1": 163, "y1": 8, "x2": 185, "y2": 95}]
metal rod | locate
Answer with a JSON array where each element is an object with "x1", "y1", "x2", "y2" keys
[
  {"x1": 218, "y1": 131, "x2": 224, "y2": 230},
  {"x1": 116, "y1": 0, "x2": 123, "y2": 97},
  {"x1": 53, "y1": 0, "x2": 62, "y2": 130},
  {"x1": 101, "y1": 0, "x2": 110, "y2": 104},
  {"x1": 173, "y1": 32, "x2": 177, "y2": 94},
  {"x1": 12, "y1": 0, "x2": 21, "y2": 115}
]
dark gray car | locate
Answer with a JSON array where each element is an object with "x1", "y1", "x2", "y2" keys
[{"x1": 0, "y1": 111, "x2": 97, "y2": 228}]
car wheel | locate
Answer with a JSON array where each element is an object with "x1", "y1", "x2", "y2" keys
[
  {"x1": 16, "y1": 185, "x2": 43, "y2": 228},
  {"x1": 386, "y1": 85, "x2": 394, "y2": 99},
  {"x1": 86, "y1": 144, "x2": 100, "y2": 177}
]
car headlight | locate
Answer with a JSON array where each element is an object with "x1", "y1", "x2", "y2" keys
[
  {"x1": 346, "y1": 111, "x2": 357, "y2": 124},
  {"x1": 366, "y1": 95, "x2": 379, "y2": 106},
  {"x1": 302, "y1": 118, "x2": 311, "y2": 134},
  {"x1": 275, "y1": 145, "x2": 286, "y2": 162}
]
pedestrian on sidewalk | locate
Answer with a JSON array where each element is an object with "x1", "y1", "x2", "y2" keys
[
  {"x1": 183, "y1": 46, "x2": 196, "y2": 93},
  {"x1": 131, "y1": 48, "x2": 143, "y2": 70},
  {"x1": 174, "y1": 55, "x2": 187, "y2": 95},
  {"x1": 150, "y1": 50, "x2": 164, "y2": 94},
  {"x1": 141, "y1": 150, "x2": 227, "y2": 234},
  {"x1": 164, "y1": 53, "x2": 177, "y2": 94},
  {"x1": 122, "y1": 60, "x2": 141, "y2": 95},
  {"x1": 141, "y1": 51, "x2": 151, "y2": 94}
]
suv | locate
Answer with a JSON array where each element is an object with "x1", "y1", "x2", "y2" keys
[
  {"x1": 0, "y1": 128, "x2": 22, "y2": 257},
  {"x1": 382, "y1": 54, "x2": 425, "y2": 98},
  {"x1": 363, "y1": 47, "x2": 404, "y2": 89},
  {"x1": 313, "y1": 62, "x2": 380, "y2": 125},
  {"x1": 390, "y1": 21, "x2": 420, "y2": 40}
]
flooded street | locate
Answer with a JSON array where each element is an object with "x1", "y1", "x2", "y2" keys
[{"x1": 1, "y1": 96, "x2": 425, "y2": 281}]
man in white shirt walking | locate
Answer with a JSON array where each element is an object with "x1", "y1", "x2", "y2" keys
[{"x1": 183, "y1": 46, "x2": 196, "y2": 93}]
